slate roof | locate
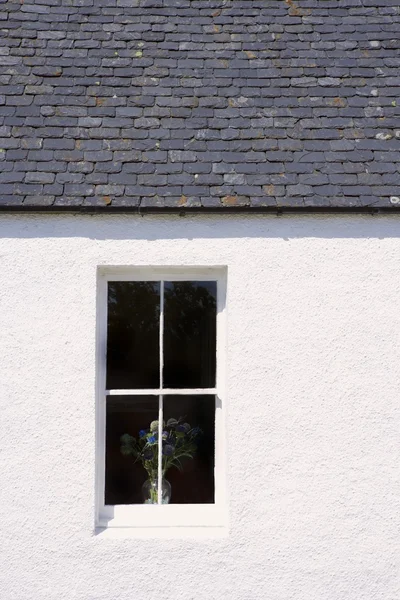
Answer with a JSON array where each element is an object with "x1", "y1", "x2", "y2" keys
[{"x1": 1, "y1": 0, "x2": 400, "y2": 211}]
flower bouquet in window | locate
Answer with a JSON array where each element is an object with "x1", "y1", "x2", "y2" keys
[{"x1": 120, "y1": 418, "x2": 200, "y2": 504}]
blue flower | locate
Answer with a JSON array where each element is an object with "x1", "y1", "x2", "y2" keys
[
  {"x1": 143, "y1": 448, "x2": 153, "y2": 461},
  {"x1": 139, "y1": 429, "x2": 148, "y2": 439},
  {"x1": 147, "y1": 435, "x2": 157, "y2": 445},
  {"x1": 176, "y1": 425, "x2": 186, "y2": 433},
  {"x1": 162, "y1": 444, "x2": 174, "y2": 457}
]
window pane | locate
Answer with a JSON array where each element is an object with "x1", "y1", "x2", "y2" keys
[
  {"x1": 162, "y1": 395, "x2": 215, "y2": 504},
  {"x1": 163, "y1": 281, "x2": 217, "y2": 388},
  {"x1": 106, "y1": 281, "x2": 160, "y2": 389},
  {"x1": 105, "y1": 395, "x2": 159, "y2": 505}
]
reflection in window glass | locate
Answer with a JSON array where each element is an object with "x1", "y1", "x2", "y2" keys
[
  {"x1": 106, "y1": 282, "x2": 160, "y2": 390},
  {"x1": 163, "y1": 281, "x2": 217, "y2": 388},
  {"x1": 163, "y1": 395, "x2": 215, "y2": 504},
  {"x1": 105, "y1": 396, "x2": 159, "y2": 505}
]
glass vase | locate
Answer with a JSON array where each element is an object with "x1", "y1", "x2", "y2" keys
[{"x1": 142, "y1": 478, "x2": 171, "y2": 504}]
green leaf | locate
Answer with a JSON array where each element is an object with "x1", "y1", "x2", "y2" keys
[
  {"x1": 121, "y1": 446, "x2": 135, "y2": 456},
  {"x1": 120, "y1": 433, "x2": 135, "y2": 444}
]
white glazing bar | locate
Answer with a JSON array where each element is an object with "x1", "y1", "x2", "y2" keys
[
  {"x1": 106, "y1": 388, "x2": 217, "y2": 396},
  {"x1": 157, "y1": 394, "x2": 163, "y2": 506},
  {"x1": 157, "y1": 281, "x2": 164, "y2": 505}
]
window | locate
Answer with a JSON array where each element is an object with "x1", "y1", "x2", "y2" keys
[{"x1": 96, "y1": 268, "x2": 227, "y2": 533}]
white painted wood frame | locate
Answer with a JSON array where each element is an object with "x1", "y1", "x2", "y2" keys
[{"x1": 95, "y1": 267, "x2": 227, "y2": 532}]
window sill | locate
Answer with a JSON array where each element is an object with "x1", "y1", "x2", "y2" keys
[
  {"x1": 96, "y1": 504, "x2": 228, "y2": 538},
  {"x1": 95, "y1": 525, "x2": 228, "y2": 539}
]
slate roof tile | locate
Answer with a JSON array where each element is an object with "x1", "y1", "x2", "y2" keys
[{"x1": 0, "y1": 0, "x2": 399, "y2": 210}]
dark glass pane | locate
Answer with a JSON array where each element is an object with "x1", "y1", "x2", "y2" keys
[
  {"x1": 105, "y1": 395, "x2": 159, "y2": 505},
  {"x1": 162, "y1": 395, "x2": 215, "y2": 504},
  {"x1": 106, "y1": 281, "x2": 160, "y2": 389},
  {"x1": 163, "y1": 281, "x2": 217, "y2": 388}
]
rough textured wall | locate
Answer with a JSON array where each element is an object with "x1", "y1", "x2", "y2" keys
[
  {"x1": 0, "y1": 0, "x2": 400, "y2": 209},
  {"x1": 1, "y1": 213, "x2": 400, "y2": 600}
]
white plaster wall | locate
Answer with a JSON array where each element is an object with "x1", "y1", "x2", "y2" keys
[{"x1": 0, "y1": 213, "x2": 399, "y2": 600}]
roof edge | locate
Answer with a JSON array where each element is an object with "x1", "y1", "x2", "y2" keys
[{"x1": 0, "y1": 206, "x2": 399, "y2": 216}]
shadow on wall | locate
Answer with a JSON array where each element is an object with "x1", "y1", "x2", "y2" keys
[{"x1": 0, "y1": 212, "x2": 398, "y2": 241}]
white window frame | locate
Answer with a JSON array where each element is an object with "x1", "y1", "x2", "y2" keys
[{"x1": 95, "y1": 266, "x2": 227, "y2": 534}]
